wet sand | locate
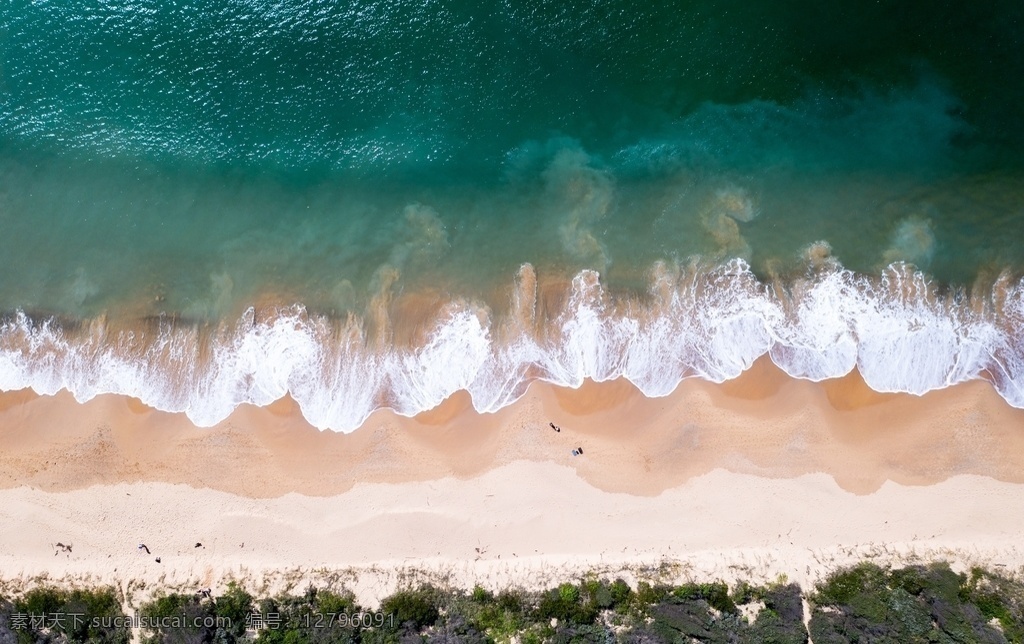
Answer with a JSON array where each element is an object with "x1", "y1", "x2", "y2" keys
[{"x1": 2, "y1": 358, "x2": 1022, "y2": 497}]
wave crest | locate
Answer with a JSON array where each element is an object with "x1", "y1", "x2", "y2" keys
[{"x1": 2, "y1": 260, "x2": 1022, "y2": 431}]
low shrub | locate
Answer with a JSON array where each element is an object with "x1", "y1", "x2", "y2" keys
[{"x1": 9, "y1": 586, "x2": 129, "y2": 644}]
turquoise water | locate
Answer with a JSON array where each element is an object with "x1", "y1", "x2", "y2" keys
[{"x1": 1, "y1": 0, "x2": 1023, "y2": 429}]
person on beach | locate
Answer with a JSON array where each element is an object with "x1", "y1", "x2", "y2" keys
[
  {"x1": 549, "y1": 422, "x2": 560, "y2": 432},
  {"x1": 137, "y1": 543, "x2": 150, "y2": 554}
]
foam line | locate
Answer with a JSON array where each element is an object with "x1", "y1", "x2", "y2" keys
[{"x1": 1, "y1": 261, "x2": 1021, "y2": 431}]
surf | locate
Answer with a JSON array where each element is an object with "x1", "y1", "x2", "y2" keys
[{"x1": 1, "y1": 259, "x2": 1021, "y2": 432}]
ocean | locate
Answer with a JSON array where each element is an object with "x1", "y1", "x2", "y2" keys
[{"x1": 1, "y1": 0, "x2": 1023, "y2": 430}]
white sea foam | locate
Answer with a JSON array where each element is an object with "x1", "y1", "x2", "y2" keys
[
  {"x1": 768, "y1": 267, "x2": 860, "y2": 381},
  {"x1": 1, "y1": 260, "x2": 1022, "y2": 431}
]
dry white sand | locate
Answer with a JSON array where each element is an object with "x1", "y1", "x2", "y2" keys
[{"x1": 2, "y1": 465, "x2": 1023, "y2": 607}]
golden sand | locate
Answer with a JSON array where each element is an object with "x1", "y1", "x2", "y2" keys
[
  {"x1": 1, "y1": 363, "x2": 1023, "y2": 604},
  {"x1": 3, "y1": 357, "x2": 1022, "y2": 497}
]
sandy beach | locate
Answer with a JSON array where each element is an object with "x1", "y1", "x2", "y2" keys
[{"x1": 1, "y1": 359, "x2": 1023, "y2": 606}]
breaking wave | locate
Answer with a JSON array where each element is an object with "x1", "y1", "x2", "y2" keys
[{"x1": 1, "y1": 259, "x2": 1022, "y2": 431}]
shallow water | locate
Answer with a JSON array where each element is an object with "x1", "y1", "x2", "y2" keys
[{"x1": 1, "y1": 0, "x2": 1023, "y2": 429}]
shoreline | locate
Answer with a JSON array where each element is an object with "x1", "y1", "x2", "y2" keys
[
  {"x1": 4, "y1": 257, "x2": 1024, "y2": 433},
  {"x1": 2, "y1": 361, "x2": 1023, "y2": 606}
]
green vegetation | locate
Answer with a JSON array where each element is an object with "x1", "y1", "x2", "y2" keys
[
  {"x1": 255, "y1": 586, "x2": 363, "y2": 644},
  {"x1": 0, "y1": 561, "x2": 1021, "y2": 642},
  {"x1": 379, "y1": 587, "x2": 440, "y2": 632},
  {"x1": 0, "y1": 586, "x2": 129, "y2": 644},
  {"x1": 809, "y1": 562, "x2": 1024, "y2": 644},
  {"x1": 140, "y1": 582, "x2": 252, "y2": 644}
]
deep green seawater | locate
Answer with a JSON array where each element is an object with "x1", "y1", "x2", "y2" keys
[{"x1": 1, "y1": 0, "x2": 1023, "y2": 429}]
